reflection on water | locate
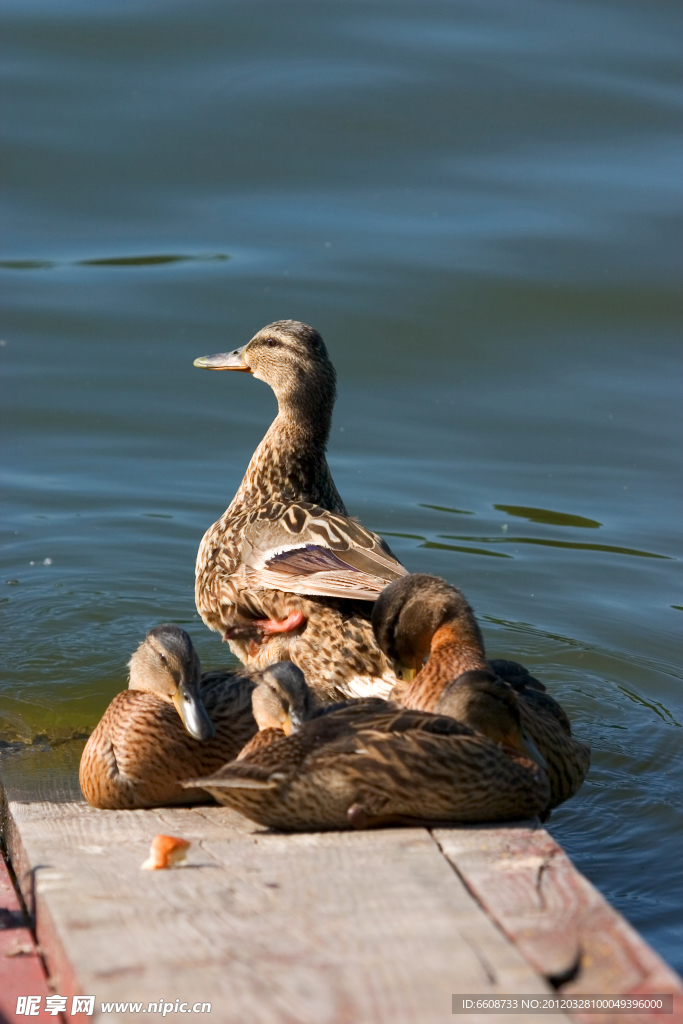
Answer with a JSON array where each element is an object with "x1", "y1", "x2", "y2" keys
[
  {"x1": 1, "y1": 0, "x2": 681, "y2": 973},
  {"x1": 420, "y1": 503, "x2": 475, "y2": 516},
  {"x1": 0, "y1": 259, "x2": 55, "y2": 271},
  {"x1": 78, "y1": 253, "x2": 229, "y2": 268},
  {"x1": 0, "y1": 252, "x2": 229, "y2": 270},
  {"x1": 422, "y1": 540, "x2": 513, "y2": 559},
  {"x1": 493, "y1": 506, "x2": 602, "y2": 529},
  {"x1": 440, "y1": 536, "x2": 671, "y2": 559},
  {"x1": 616, "y1": 687, "x2": 680, "y2": 728},
  {"x1": 388, "y1": 509, "x2": 673, "y2": 560}
]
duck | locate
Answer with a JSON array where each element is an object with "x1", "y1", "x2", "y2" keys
[
  {"x1": 193, "y1": 320, "x2": 407, "y2": 703},
  {"x1": 182, "y1": 661, "x2": 550, "y2": 830},
  {"x1": 371, "y1": 573, "x2": 590, "y2": 808},
  {"x1": 79, "y1": 625, "x2": 257, "y2": 810}
]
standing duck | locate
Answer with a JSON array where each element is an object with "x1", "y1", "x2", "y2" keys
[
  {"x1": 371, "y1": 574, "x2": 590, "y2": 808},
  {"x1": 79, "y1": 625, "x2": 257, "y2": 810},
  {"x1": 193, "y1": 320, "x2": 407, "y2": 702},
  {"x1": 183, "y1": 661, "x2": 550, "y2": 830}
]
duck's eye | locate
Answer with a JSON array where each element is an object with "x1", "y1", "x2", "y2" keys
[{"x1": 266, "y1": 338, "x2": 279, "y2": 348}]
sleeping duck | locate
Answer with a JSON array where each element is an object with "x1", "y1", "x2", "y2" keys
[
  {"x1": 371, "y1": 574, "x2": 591, "y2": 808},
  {"x1": 79, "y1": 625, "x2": 256, "y2": 809},
  {"x1": 183, "y1": 660, "x2": 550, "y2": 831}
]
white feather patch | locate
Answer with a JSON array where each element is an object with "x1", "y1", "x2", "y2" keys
[{"x1": 337, "y1": 675, "x2": 395, "y2": 700}]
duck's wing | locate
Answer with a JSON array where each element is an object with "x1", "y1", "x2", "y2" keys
[
  {"x1": 294, "y1": 703, "x2": 477, "y2": 751},
  {"x1": 234, "y1": 502, "x2": 408, "y2": 600},
  {"x1": 198, "y1": 669, "x2": 255, "y2": 712},
  {"x1": 183, "y1": 729, "x2": 309, "y2": 790}
]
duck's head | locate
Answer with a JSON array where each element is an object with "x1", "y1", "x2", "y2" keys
[
  {"x1": 251, "y1": 661, "x2": 313, "y2": 736},
  {"x1": 371, "y1": 573, "x2": 485, "y2": 682},
  {"x1": 194, "y1": 320, "x2": 336, "y2": 417},
  {"x1": 128, "y1": 625, "x2": 215, "y2": 741},
  {"x1": 436, "y1": 669, "x2": 547, "y2": 769}
]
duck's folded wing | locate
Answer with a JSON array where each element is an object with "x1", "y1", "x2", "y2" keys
[
  {"x1": 235, "y1": 504, "x2": 408, "y2": 600},
  {"x1": 183, "y1": 766, "x2": 282, "y2": 791}
]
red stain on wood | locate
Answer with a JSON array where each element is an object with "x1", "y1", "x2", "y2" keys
[
  {"x1": 3, "y1": 811, "x2": 84, "y2": 1013},
  {"x1": 0, "y1": 852, "x2": 56, "y2": 1023}
]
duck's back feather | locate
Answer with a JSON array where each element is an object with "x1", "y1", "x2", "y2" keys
[
  {"x1": 79, "y1": 672, "x2": 257, "y2": 810},
  {"x1": 218, "y1": 502, "x2": 407, "y2": 601},
  {"x1": 185, "y1": 703, "x2": 549, "y2": 831}
]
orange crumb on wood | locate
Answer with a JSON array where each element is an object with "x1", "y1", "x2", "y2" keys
[{"x1": 140, "y1": 834, "x2": 191, "y2": 870}]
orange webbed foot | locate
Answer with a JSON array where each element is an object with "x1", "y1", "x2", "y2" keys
[{"x1": 254, "y1": 611, "x2": 306, "y2": 636}]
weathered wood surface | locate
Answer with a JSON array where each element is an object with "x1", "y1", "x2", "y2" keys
[
  {"x1": 2, "y1": 794, "x2": 564, "y2": 1024},
  {"x1": 1, "y1": 780, "x2": 680, "y2": 1024},
  {"x1": 434, "y1": 829, "x2": 683, "y2": 1024},
  {"x1": 0, "y1": 853, "x2": 55, "y2": 1024}
]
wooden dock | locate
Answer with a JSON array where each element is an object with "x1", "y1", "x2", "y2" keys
[{"x1": 1, "y1": 775, "x2": 681, "y2": 1024}]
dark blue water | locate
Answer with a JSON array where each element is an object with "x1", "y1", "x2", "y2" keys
[{"x1": 1, "y1": 0, "x2": 681, "y2": 974}]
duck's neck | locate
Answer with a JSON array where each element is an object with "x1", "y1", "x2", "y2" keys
[
  {"x1": 400, "y1": 622, "x2": 488, "y2": 712},
  {"x1": 227, "y1": 398, "x2": 347, "y2": 516}
]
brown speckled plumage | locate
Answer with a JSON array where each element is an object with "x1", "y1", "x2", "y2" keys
[
  {"x1": 194, "y1": 321, "x2": 406, "y2": 702},
  {"x1": 184, "y1": 662, "x2": 550, "y2": 830},
  {"x1": 372, "y1": 574, "x2": 591, "y2": 809},
  {"x1": 79, "y1": 627, "x2": 256, "y2": 810}
]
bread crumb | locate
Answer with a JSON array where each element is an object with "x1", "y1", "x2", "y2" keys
[{"x1": 140, "y1": 834, "x2": 190, "y2": 870}]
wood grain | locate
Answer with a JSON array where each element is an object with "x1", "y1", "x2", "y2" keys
[
  {"x1": 433, "y1": 826, "x2": 683, "y2": 1024},
  {"x1": 2, "y1": 792, "x2": 562, "y2": 1024},
  {"x1": 2, "y1": 773, "x2": 680, "y2": 1024}
]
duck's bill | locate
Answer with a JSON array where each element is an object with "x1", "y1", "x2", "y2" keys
[
  {"x1": 193, "y1": 345, "x2": 251, "y2": 372},
  {"x1": 518, "y1": 729, "x2": 548, "y2": 770},
  {"x1": 285, "y1": 709, "x2": 306, "y2": 735},
  {"x1": 398, "y1": 665, "x2": 418, "y2": 683},
  {"x1": 172, "y1": 682, "x2": 216, "y2": 741}
]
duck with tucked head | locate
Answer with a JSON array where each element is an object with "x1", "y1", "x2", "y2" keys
[
  {"x1": 183, "y1": 660, "x2": 550, "y2": 830},
  {"x1": 193, "y1": 320, "x2": 407, "y2": 703},
  {"x1": 79, "y1": 625, "x2": 257, "y2": 810},
  {"x1": 371, "y1": 574, "x2": 590, "y2": 808}
]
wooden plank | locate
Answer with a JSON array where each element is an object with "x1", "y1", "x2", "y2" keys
[
  {"x1": 433, "y1": 826, "x2": 683, "y2": 1024},
  {"x1": 0, "y1": 851, "x2": 56, "y2": 1024},
  {"x1": 2, "y1": 773, "x2": 679, "y2": 1024},
  {"x1": 1, "y1": 792, "x2": 566, "y2": 1024}
]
